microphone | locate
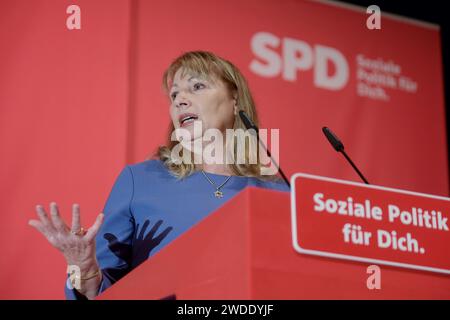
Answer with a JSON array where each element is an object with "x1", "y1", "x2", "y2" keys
[
  {"x1": 239, "y1": 110, "x2": 258, "y2": 131},
  {"x1": 239, "y1": 111, "x2": 291, "y2": 188},
  {"x1": 322, "y1": 127, "x2": 370, "y2": 184}
]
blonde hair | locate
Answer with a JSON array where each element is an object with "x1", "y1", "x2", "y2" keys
[{"x1": 155, "y1": 51, "x2": 276, "y2": 181}]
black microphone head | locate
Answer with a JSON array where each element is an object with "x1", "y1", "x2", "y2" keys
[
  {"x1": 239, "y1": 110, "x2": 258, "y2": 131},
  {"x1": 322, "y1": 127, "x2": 345, "y2": 152}
]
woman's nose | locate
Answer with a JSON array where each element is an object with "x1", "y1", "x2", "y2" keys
[{"x1": 175, "y1": 92, "x2": 191, "y2": 108}]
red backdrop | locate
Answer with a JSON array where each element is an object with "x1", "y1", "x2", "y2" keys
[{"x1": 0, "y1": 0, "x2": 447, "y2": 298}]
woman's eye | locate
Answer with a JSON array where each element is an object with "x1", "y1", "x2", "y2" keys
[
  {"x1": 193, "y1": 83, "x2": 205, "y2": 91},
  {"x1": 170, "y1": 92, "x2": 178, "y2": 100}
]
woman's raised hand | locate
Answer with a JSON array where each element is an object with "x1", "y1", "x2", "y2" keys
[{"x1": 28, "y1": 202, "x2": 104, "y2": 299}]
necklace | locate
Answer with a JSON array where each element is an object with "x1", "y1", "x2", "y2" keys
[{"x1": 201, "y1": 170, "x2": 232, "y2": 198}]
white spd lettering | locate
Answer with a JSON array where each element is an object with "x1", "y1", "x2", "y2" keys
[{"x1": 250, "y1": 31, "x2": 349, "y2": 90}]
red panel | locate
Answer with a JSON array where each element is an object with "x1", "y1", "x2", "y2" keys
[
  {"x1": 0, "y1": 0, "x2": 131, "y2": 299},
  {"x1": 131, "y1": 0, "x2": 447, "y2": 195}
]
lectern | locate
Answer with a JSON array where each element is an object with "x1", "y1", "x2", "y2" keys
[{"x1": 98, "y1": 183, "x2": 450, "y2": 299}]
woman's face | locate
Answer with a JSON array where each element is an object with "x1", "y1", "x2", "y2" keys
[{"x1": 169, "y1": 68, "x2": 237, "y2": 142}]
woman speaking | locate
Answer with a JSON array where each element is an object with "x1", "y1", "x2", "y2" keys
[{"x1": 28, "y1": 51, "x2": 289, "y2": 300}]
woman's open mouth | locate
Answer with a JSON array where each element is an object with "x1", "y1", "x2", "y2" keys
[{"x1": 179, "y1": 113, "x2": 199, "y2": 127}]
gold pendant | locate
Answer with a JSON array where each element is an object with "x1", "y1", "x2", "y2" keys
[{"x1": 214, "y1": 190, "x2": 223, "y2": 198}]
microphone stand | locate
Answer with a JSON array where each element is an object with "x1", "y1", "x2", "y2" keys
[{"x1": 239, "y1": 111, "x2": 291, "y2": 188}]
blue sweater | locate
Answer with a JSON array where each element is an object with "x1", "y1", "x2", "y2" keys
[{"x1": 65, "y1": 159, "x2": 289, "y2": 299}]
